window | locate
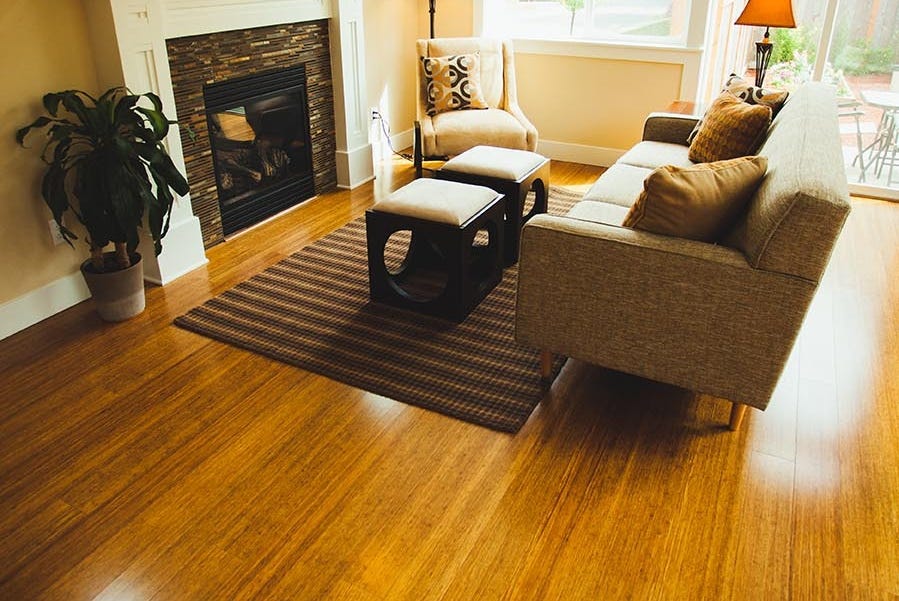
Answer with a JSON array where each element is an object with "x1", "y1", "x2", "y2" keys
[
  {"x1": 707, "y1": 0, "x2": 899, "y2": 196},
  {"x1": 482, "y1": 0, "x2": 692, "y2": 46}
]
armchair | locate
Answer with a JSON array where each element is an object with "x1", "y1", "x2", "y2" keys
[{"x1": 414, "y1": 37, "x2": 537, "y2": 177}]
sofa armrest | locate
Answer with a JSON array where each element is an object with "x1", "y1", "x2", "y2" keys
[
  {"x1": 641, "y1": 112, "x2": 699, "y2": 146},
  {"x1": 515, "y1": 214, "x2": 817, "y2": 409}
]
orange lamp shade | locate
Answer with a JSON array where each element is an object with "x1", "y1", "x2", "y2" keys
[{"x1": 734, "y1": 0, "x2": 796, "y2": 29}]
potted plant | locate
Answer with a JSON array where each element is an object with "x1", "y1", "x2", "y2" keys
[{"x1": 16, "y1": 87, "x2": 189, "y2": 321}]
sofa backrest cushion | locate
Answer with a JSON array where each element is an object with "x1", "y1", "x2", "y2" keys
[{"x1": 723, "y1": 83, "x2": 851, "y2": 283}]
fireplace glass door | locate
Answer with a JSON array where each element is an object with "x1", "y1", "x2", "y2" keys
[{"x1": 204, "y1": 65, "x2": 315, "y2": 235}]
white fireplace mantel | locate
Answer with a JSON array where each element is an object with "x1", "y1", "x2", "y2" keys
[{"x1": 86, "y1": 0, "x2": 372, "y2": 285}]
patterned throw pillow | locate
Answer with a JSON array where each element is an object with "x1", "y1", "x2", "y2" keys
[
  {"x1": 623, "y1": 156, "x2": 768, "y2": 242},
  {"x1": 421, "y1": 53, "x2": 489, "y2": 116},
  {"x1": 723, "y1": 73, "x2": 789, "y2": 116},
  {"x1": 687, "y1": 92, "x2": 772, "y2": 163}
]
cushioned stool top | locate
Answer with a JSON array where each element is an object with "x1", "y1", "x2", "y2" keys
[
  {"x1": 373, "y1": 178, "x2": 499, "y2": 226},
  {"x1": 441, "y1": 145, "x2": 547, "y2": 180}
]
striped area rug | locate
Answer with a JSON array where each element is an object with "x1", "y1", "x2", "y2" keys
[{"x1": 175, "y1": 186, "x2": 582, "y2": 432}]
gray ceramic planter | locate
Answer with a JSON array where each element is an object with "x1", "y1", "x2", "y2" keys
[{"x1": 80, "y1": 253, "x2": 146, "y2": 322}]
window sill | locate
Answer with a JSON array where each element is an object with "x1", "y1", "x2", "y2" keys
[{"x1": 512, "y1": 37, "x2": 704, "y2": 64}]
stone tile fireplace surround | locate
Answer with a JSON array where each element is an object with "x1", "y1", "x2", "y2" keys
[
  {"x1": 92, "y1": 0, "x2": 371, "y2": 284},
  {"x1": 167, "y1": 20, "x2": 336, "y2": 247}
]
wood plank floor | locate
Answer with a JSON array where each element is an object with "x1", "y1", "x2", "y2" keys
[{"x1": 1, "y1": 157, "x2": 897, "y2": 600}]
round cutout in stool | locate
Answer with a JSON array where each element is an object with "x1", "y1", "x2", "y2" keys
[
  {"x1": 383, "y1": 230, "x2": 448, "y2": 302},
  {"x1": 468, "y1": 222, "x2": 500, "y2": 285}
]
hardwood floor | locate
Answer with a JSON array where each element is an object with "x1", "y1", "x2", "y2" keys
[{"x1": 1, "y1": 157, "x2": 897, "y2": 600}]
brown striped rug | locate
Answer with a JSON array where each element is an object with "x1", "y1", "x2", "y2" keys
[{"x1": 175, "y1": 186, "x2": 582, "y2": 432}]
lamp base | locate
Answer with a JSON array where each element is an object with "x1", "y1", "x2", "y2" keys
[{"x1": 754, "y1": 41, "x2": 774, "y2": 88}]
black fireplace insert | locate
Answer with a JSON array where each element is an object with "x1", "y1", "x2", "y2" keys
[{"x1": 203, "y1": 65, "x2": 315, "y2": 235}]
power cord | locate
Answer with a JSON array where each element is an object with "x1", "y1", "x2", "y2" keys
[{"x1": 371, "y1": 110, "x2": 414, "y2": 163}]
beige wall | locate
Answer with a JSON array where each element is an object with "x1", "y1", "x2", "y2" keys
[
  {"x1": 363, "y1": 0, "x2": 419, "y2": 135},
  {"x1": 362, "y1": 0, "x2": 477, "y2": 143},
  {"x1": 0, "y1": 0, "x2": 99, "y2": 305},
  {"x1": 425, "y1": 0, "x2": 475, "y2": 38},
  {"x1": 515, "y1": 54, "x2": 683, "y2": 150}
]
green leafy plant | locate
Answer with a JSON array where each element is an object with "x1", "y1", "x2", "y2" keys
[
  {"x1": 16, "y1": 87, "x2": 189, "y2": 272},
  {"x1": 833, "y1": 40, "x2": 894, "y2": 75}
]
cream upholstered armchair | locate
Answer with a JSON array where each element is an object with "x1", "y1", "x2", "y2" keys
[{"x1": 414, "y1": 37, "x2": 537, "y2": 177}]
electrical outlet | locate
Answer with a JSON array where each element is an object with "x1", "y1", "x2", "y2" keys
[
  {"x1": 370, "y1": 107, "x2": 380, "y2": 121},
  {"x1": 48, "y1": 219, "x2": 65, "y2": 246}
]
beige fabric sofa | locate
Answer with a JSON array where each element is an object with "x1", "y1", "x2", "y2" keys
[{"x1": 515, "y1": 82, "x2": 851, "y2": 428}]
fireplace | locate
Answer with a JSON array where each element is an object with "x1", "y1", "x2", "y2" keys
[
  {"x1": 88, "y1": 1, "x2": 371, "y2": 285},
  {"x1": 204, "y1": 65, "x2": 315, "y2": 235},
  {"x1": 167, "y1": 19, "x2": 338, "y2": 248}
]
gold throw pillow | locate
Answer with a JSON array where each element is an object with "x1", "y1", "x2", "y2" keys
[
  {"x1": 421, "y1": 53, "x2": 489, "y2": 116},
  {"x1": 623, "y1": 155, "x2": 768, "y2": 242},
  {"x1": 688, "y1": 92, "x2": 771, "y2": 163}
]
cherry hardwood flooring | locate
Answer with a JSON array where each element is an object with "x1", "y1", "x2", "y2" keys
[{"x1": 1, "y1": 157, "x2": 897, "y2": 600}]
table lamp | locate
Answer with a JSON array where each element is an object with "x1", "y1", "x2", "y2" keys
[{"x1": 734, "y1": 0, "x2": 796, "y2": 87}]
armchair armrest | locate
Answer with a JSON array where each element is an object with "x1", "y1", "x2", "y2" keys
[
  {"x1": 505, "y1": 101, "x2": 538, "y2": 151},
  {"x1": 515, "y1": 214, "x2": 817, "y2": 409},
  {"x1": 641, "y1": 112, "x2": 700, "y2": 146}
]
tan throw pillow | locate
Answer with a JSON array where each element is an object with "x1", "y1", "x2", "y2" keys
[
  {"x1": 421, "y1": 53, "x2": 489, "y2": 116},
  {"x1": 622, "y1": 155, "x2": 768, "y2": 242},
  {"x1": 688, "y1": 92, "x2": 772, "y2": 163},
  {"x1": 723, "y1": 73, "x2": 789, "y2": 116}
]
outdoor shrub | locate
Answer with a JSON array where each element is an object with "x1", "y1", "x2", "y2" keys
[{"x1": 834, "y1": 40, "x2": 894, "y2": 75}]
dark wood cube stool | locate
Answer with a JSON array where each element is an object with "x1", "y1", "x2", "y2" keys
[
  {"x1": 365, "y1": 178, "x2": 505, "y2": 322},
  {"x1": 437, "y1": 145, "x2": 550, "y2": 266}
]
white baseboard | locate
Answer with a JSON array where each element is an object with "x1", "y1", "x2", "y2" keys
[
  {"x1": 370, "y1": 125, "x2": 414, "y2": 166},
  {"x1": 0, "y1": 271, "x2": 91, "y2": 341},
  {"x1": 390, "y1": 128, "x2": 414, "y2": 155},
  {"x1": 537, "y1": 140, "x2": 625, "y2": 167},
  {"x1": 369, "y1": 128, "x2": 619, "y2": 170},
  {"x1": 336, "y1": 143, "x2": 375, "y2": 189},
  {"x1": 141, "y1": 215, "x2": 209, "y2": 286}
]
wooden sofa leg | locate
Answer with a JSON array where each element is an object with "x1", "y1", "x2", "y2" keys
[
  {"x1": 728, "y1": 403, "x2": 748, "y2": 431},
  {"x1": 540, "y1": 350, "x2": 554, "y2": 381}
]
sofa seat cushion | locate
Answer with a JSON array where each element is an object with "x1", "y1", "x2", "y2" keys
[
  {"x1": 566, "y1": 200, "x2": 630, "y2": 226},
  {"x1": 622, "y1": 156, "x2": 768, "y2": 242},
  {"x1": 618, "y1": 141, "x2": 694, "y2": 170},
  {"x1": 582, "y1": 163, "x2": 653, "y2": 208},
  {"x1": 431, "y1": 108, "x2": 529, "y2": 157}
]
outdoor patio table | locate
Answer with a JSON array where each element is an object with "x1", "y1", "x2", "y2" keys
[{"x1": 860, "y1": 89, "x2": 899, "y2": 185}]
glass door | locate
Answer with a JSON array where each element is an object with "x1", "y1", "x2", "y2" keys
[
  {"x1": 706, "y1": 0, "x2": 899, "y2": 199},
  {"x1": 824, "y1": 0, "x2": 899, "y2": 197}
]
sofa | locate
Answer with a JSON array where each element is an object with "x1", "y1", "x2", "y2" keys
[{"x1": 515, "y1": 82, "x2": 851, "y2": 429}]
